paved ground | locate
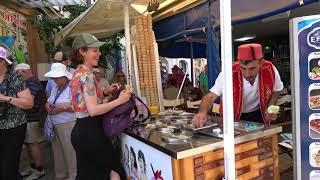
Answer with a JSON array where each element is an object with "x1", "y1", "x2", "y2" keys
[
  {"x1": 20, "y1": 142, "x2": 54, "y2": 180},
  {"x1": 19, "y1": 140, "x2": 293, "y2": 180}
]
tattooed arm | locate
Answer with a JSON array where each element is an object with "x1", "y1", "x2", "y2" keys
[
  {"x1": 83, "y1": 74, "x2": 131, "y2": 116},
  {"x1": 192, "y1": 92, "x2": 218, "y2": 127}
]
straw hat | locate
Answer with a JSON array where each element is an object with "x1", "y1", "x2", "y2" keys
[{"x1": 44, "y1": 63, "x2": 72, "y2": 79}]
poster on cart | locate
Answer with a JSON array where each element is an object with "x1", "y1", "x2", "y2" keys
[
  {"x1": 121, "y1": 134, "x2": 173, "y2": 180},
  {"x1": 291, "y1": 15, "x2": 320, "y2": 180}
]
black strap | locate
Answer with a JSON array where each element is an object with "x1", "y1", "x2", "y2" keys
[
  {"x1": 53, "y1": 81, "x2": 69, "y2": 104},
  {"x1": 134, "y1": 96, "x2": 151, "y2": 122}
]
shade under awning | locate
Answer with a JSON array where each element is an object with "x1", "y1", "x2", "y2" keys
[
  {"x1": 54, "y1": 0, "x2": 172, "y2": 46},
  {"x1": 54, "y1": 0, "x2": 144, "y2": 46}
]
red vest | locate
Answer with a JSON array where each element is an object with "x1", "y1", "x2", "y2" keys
[{"x1": 219, "y1": 60, "x2": 275, "y2": 125}]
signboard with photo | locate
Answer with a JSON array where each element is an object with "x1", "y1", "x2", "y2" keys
[
  {"x1": 121, "y1": 134, "x2": 173, "y2": 180},
  {"x1": 291, "y1": 15, "x2": 320, "y2": 179},
  {"x1": 0, "y1": 5, "x2": 28, "y2": 64}
]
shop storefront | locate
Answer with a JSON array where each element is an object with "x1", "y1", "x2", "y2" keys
[{"x1": 0, "y1": 1, "x2": 49, "y2": 77}]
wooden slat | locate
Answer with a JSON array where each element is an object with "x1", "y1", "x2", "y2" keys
[
  {"x1": 236, "y1": 165, "x2": 251, "y2": 176},
  {"x1": 172, "y1": 158, "x2": 182, "y2": 180},
  {"x1": 203, "y1": 166, "x2": 224, "y2": 180},
  {"x1": 204, "y1": 140, "x2": 258, "y2": 163},
  {"x1": 251, "y1": 157, "x2": 274, "y2": 170},
  {"x1": 272, "y1": 134, "x2": 280, "y2": 180},
  {"x1": 236, "y1": 156, "x2": 259, "y2": 169},
  {"x1": 238, "y1": 170, "x2": 260, "y2": 180},
  {"x1": 180, "y1": 157, "x2": 195, "y2": 180},
  {"x1": 0, "y1": 1, "x2": 33, "y2": 16}
]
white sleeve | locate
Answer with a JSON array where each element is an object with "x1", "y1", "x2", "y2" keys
[
  {"x1": 273, "y1": 65, "x2": 284, "y2": 92},
  {"x1": 209, "y1": 72, "x2": 223, "y2": 96}
]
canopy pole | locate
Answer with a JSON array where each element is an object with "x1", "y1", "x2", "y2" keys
[
  {"x1": 220, "y1": 0, "x2": 236, "y2": 179},
  {"x1": 123, "y1": 2, "x2": 133, "y2": 85},
  {"x1": 190, "y1": 42, "x2": 194, "y2": 86}
]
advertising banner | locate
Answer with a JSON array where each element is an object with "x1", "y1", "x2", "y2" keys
[
  {"x1": 291, "y1": 15, "x2": 320, "y2": 180},
  {"x1": 121, "y1": 134, "x2": 173, "y2": 180}
]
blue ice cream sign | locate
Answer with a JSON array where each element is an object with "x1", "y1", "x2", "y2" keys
[{"x1": 308, "y1": 27, "x2": 320, "y2": 49}]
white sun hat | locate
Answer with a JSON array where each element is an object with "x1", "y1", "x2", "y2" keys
[
  {"x1": 44, "y1": 63, "x2": 72, "y2": 79},
  {"x1": 14, "y1": 63, "x2": 31, "y2": 72},
  {"x1": 0, "y1": 46, "x2": 12, "y2": 65}
]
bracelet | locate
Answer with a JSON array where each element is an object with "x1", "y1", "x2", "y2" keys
[{"x1": 8, "y1": 97, "x2": 12, "y2": 103}]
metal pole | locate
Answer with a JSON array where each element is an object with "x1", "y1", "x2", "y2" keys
[
  {"x1": 87, "y1": 0, "x2": 91, "y2": 7},
  {"x1": 190, "y1": 42, "x2": 194, "y2": 86},
  {"x1": 123, "y1": 3, "x2": 133, "y2": 85},
  {"x1": 220, "y1": 0, "x2": 236, "y2": 179}
]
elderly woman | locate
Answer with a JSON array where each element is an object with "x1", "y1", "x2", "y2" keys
[
  {"x1": 70, "y1": 33, "x2": 131, "y2": 180},
  {"x1": 0, "y1": 46, "x2": 33, "y2": 180},
  {"x1": 44, "y1": 63, "x2": 76, "y2": 180},
  {"x1": 92, "y1": 68, "x2": 117, "y2": 102}
]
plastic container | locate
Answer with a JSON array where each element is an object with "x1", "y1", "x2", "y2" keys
[{"x1": 149, "y1": 105, "x2": 159, "y2": 116}]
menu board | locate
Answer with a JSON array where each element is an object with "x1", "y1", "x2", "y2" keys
[{"x1": 291, "y1": 15, "x2": 320, "y2": 180}]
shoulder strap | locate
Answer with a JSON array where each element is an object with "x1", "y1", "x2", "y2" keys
[
  {"x1": 135, "y1": 96, "x2": 151, "y2": 121},
  {"x1": 53, "y1": 81, "x2": 69, "y2": 104}
]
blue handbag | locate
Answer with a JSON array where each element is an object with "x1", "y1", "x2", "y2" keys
[{"x1": 44, "y1": 115, "x2": 54, "y2": 140}]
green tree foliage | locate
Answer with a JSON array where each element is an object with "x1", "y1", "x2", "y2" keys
[
  {"x1": 31, "y1": 4, "x2": 123, "y2": 65},
  {"x1": 31, "y1": 5, "x2": 87, "y2": 55}
]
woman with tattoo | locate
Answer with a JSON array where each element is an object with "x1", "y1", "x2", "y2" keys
[{"x1": 70, "y1": 33, "x2": 131, "y2": 180}]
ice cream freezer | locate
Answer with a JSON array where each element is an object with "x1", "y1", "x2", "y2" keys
[{"x1": 120, "y1": 114, "x2": 282, "y2": 180}]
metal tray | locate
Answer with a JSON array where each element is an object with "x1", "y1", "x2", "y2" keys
[
  {"x1": 157, "y1": 128, "x2": 174, "y2": 134},
  {"x1": 161, "y1": 130, "x2": 193, "y2": 143},
  {"x1": 234, "y1": 121, "x2": 264, "y2": 131},
  {"x1": 197, "y1": 126, "x2": 240, "y2": 138},
  {"x1": 183, "y1": 122, "x2": 218, "y2": 131}
]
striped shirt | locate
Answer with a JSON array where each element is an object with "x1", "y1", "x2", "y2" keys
[{"x1": 24, "y1": 75, "x2": 45, "y2": 122}]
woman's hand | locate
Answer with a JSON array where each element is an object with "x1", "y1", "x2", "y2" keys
[
  {"x1": 0, "y1": 93, "x2": 9, "y2": 102},
  {"x1": 104, "y1": 83, "x2": 119, "y2": 95},
  {"x1": 116, "y1": 90, "x2": 132, "y2": 105},
  {"x1": 46, "y1": 104, "x2": 65, "y2": 115}
]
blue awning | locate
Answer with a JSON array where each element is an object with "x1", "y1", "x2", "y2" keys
[
  {"x1": 154, "y1": 0, "x2": 319, "y2": 87},
  {"x1": 154, "y1": 0, "x2": 319, "y2": 58}
]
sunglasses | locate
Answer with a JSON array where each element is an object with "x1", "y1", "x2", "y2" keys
[{"x1": 117, "y1": 74, "x2": 125, "y2": 78}]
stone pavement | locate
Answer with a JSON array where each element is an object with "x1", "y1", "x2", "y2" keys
[{"x1": 20, "y1": 141, "x2": 54, "y2": 180}]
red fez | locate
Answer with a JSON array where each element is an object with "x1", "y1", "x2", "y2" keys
[{"x1": 237, "y1": 43, "x2": 264, "y2": 61}]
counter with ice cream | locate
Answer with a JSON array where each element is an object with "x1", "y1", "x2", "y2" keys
[{"x1": 121, "y1": 111, "x2": 282, "y2": 180}]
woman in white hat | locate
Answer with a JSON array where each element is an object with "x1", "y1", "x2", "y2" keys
[
  {"x1": 0, "y1": 46, "x2": 34, "y2": 180},
  {"x1": 70, "y1": 33, "x2": 131, "y2": 180},
  {"x1": 44, "y1": 63, "x2": 77, "y2": 180}
]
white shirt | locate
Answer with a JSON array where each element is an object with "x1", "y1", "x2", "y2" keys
[
  {"x1": 210, "y1": 65, "x2": 283, "y2": 113},
  {"x1": 47, "y1": 84, "x2": 76, "y2": 125}
]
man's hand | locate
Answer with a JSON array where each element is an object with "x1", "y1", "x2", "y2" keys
[
  {"x1": 265, "y1": 111, "x2": 278, "y2": 121},
  {"x1": 192, "y1": 112, "x2": 208, "y2": 128}
]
